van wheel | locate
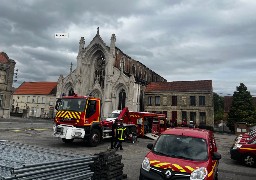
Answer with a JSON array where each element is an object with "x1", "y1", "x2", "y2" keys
[
  {"x1": 244, "y1": 154, "x2": 255, "y2": 167},
  {"x1": 214, "y1": 170, "x2": 219, "y2": 180},
  {"x1": 62, "y1": 138, "x2": 74, "y2": 144},
  {"x1": 89, "y1": 129, "x2": 100, "y2": 147}
]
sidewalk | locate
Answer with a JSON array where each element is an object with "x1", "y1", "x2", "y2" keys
[{"x1": 0, "y1": 116, "x2": 54, "y2": 122}]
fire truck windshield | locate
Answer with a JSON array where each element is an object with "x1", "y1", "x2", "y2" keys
[
  {"x1": 153, "y1": 134, "x2": 208, "y2": 161},
  {"x1": 58, "y1": 98, "x2": 87, "y2": 112}
]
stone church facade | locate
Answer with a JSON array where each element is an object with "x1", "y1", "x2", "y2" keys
[{"x1": 56, "y1": 29, "x2": 166, "y2": 118}]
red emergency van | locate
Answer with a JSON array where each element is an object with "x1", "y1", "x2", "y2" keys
[{"x1": 140, "y1": 128, "x2": 221, "y2": 180}]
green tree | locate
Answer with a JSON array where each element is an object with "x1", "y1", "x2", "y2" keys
[
  {"x1": 213, "y1": 92, "x2": 224, "y2": 123},
  {"x1": 227, "y1": 83, "x2": 255, "y2": 132}
]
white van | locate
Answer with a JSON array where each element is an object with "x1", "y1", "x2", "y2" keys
[{"x1": 105, "y1": 110, "x2": 122, "y2": 122}]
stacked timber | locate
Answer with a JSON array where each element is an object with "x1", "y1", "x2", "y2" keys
[{"x1": 92, "y1": 150, "x2": 127, "y2": 180}]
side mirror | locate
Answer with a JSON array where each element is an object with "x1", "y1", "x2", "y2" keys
[
  {"x1": 147, "y1": 143, "x2": 153, "y2": 150},
  {"x1": 212, "y1": 152, "x2": 221, "y2": 160},
  {"x1": 55, "y1": 99, "x2": 62, "y2": 111}
]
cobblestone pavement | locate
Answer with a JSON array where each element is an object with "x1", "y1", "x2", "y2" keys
[{"x1": 0, "y1": 117, "x2": 256, "y2": 180}]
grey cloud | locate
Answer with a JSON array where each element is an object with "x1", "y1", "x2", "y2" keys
[{"x1": 1, "y1": 0, "x2": 256, "y2": 96}]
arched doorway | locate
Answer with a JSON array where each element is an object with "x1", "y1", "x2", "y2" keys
[
  {"x1": 118, "y1": 89, "x2": 126, "y2": 110},
  {"x1": 68, "y1": 88, "x2": 74, "y2": 96}
]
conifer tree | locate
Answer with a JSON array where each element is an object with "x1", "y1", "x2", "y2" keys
[{"x1": 227, "y1": 83, "x2": 255, "y2": 132}]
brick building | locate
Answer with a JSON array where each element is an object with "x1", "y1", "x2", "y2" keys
[{"x1": 144, "y1": 80, "x2": 214, "y2": 127}]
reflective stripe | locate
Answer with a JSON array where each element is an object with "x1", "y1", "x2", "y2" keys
[
  {"x1": 172, "y1": 164, "x2": 186, "y2": 172},
  {"x1": 149, "y1": 160, "x2": 196, "y2": 173},
  {"x1": 208, "y1": 161, "x2": 217, "y2": 177},
  {"x1": 117, "y1": 127, "x2": 126, "y2": 140},
  {"x1": 240, "y1": 148, "x2": 256, "y2": 151},
  {"x1": 185, "y1": 166, "x2": 195, "y2": 172},
  {"x1": 56, "y1": 111, "x2": 81, "y2": 119}
]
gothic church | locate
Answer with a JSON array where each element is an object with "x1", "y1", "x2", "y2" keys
[{"x1": 56, "y1": 29, "x2": 166, "y2": 118}]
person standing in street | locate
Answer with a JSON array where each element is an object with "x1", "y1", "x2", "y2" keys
[
  {"x1": 110, "y1": 119, "x2": 118, "y2": 149},
  {"x1": 115, "y1": 120, "x2": 126, "y2": 150}
]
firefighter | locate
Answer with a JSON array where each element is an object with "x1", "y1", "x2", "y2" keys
[
  {"x1": 111, "y1": 119, "x2": 118, "y2": 149},
  {"x1": 115, "y1": 119, "x2": 126, "y2": 150}
]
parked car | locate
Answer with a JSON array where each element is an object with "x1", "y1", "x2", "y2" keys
[
  {"x1": 139, "y1": 128, "x2": 221, "y2": 180},
  {"x1": 230, "y1": 137, "x2": 256, "y2": 167}
]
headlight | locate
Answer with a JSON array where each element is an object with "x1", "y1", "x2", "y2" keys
[
  {"x1": 141, "y1": 157, "x2": 150, "y2": 172},
  {"x1": 233, "y1": 144, "x2": 242, "y2": 149},
  {"x1": 190, "y1": 167, "x2": 207, "y2": 180}
]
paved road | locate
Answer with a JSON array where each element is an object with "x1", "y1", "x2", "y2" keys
[{"x1": 0, "y1": 117, "x2": 255, "y2": 180}]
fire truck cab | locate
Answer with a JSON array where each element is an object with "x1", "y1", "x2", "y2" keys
[{"x1": 53, "y1": 94, "x2": 102, "y2": 146}]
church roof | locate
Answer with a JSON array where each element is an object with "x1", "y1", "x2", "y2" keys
[
  {"x1": 14, "y1": 82, "x2": 58, "y2": 95},
  {"x1": 0, "y1": 52, "x2": 9, "y2": 64},
  {"x1": 145, "y1": 80, "x2": 212, "y2": 92}
]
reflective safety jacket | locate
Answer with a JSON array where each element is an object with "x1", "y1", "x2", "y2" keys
[{"x1": 116, "y1": 126, "x2": 126, "y2": 141}]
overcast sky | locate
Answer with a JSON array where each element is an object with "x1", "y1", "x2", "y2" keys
[{"x1": 1, "y1": 0, "x2": 256, "y2": 96}]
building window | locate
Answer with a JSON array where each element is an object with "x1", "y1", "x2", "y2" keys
[
  {"x1": 182, "y1": 111, "x2": 187, "y2": 121},
  {"x1": 172, "y1": 96, "x2": 177, "y2": 106},
  {"x1": 199, "y1": 96, "x2": 205, "y2": 106},
  {"x1": 132, "y1": 64, "x2": 136, "y2": 75},
  {"x1": 148, "y1": 96, "x2": 152, "y2": 106},
  {"x1": 155, "y1": 96, "x2": 160, "y2": 106},
  {"x1": 199, "y1": 112, "x2": 206, "y2": 125},
  {"x1": 0, "y1": 94, "x2": 3, "y2": 108},
  {"x1": 0, "y1": 71, "x2": 7, "y2": 83},
  {"x1": 27, "y1": 96, "x2": 30, "y2": 103},
  {"x1": 42, "y1": 97, "x2": 45, "y2": 104},
  {"x1": 190, "y1": 96, "x2": 196, "y2": 106},
  {"x1": 190, "y1": 112, "x2": 196, "y2": 125},
  {"x1": 32, "y1": 96, "x2": 36, "y2": 103}
]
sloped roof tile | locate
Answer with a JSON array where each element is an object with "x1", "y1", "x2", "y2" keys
[
  {"x1": 14, "y1": 82, "x2": 58, "y2": 95},
  {"x1": 145, "y1": 80, "x2": 212, "y2": 92},
  {"x1": 0, "y1": 52, "x2": 9, "y2": 64}
]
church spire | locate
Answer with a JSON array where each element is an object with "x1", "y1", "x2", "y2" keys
[
  {"x1": 110, "y1": 34, "x2": 116, "y2": 57},
  {"x1": 97, "y1": 27, "x2": 99, "y2": 35},
  {"x1": 79, "y1": 37, "x2": 85, "y2": 51},
  {"x1": 70, "y1": 62, "x2": 73, "y2": 73}
]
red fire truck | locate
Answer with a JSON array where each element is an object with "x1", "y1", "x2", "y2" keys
[
  {"x1": 53, "y1": 94, "x2": 167, "y2": 146},
  {"x1": 102, "y1": 107, "x2": 167, "y2": 139},
  {"x1": 53, "y1": 94, "x2": 102, "y2": 146}
]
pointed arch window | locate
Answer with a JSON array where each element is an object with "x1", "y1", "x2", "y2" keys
[
  {"x1": 118, "y1": 89, "x2": 126, "y2": 110},
  {"x1": 132, "y1": 64, "x2": 136, "y2": 75},
  {"x1": 95, "y1": 53, "x2": 105, "y2": 88}
]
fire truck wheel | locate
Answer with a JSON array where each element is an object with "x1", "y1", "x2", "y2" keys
[
  {"x1": 89, "y1": 129, "x2": 100, "y2": 147},
  {"x1": 62, "y1": 138, "x2": 74, "y2": 144},
  {"x1": 243, "y1": 154, "x2": 255, "y2": 167}
]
